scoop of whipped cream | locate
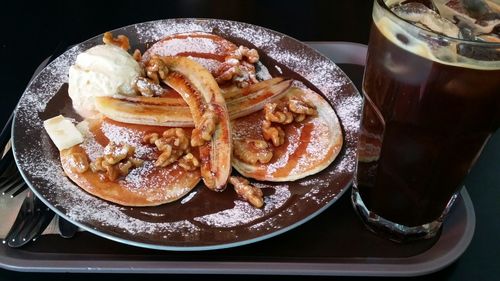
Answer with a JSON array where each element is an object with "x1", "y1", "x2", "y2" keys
[{"x1": 68, "y1": 44, "x2": 142, "y2": 117}]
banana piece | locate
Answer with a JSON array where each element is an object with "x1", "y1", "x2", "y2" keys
[
  {"x1": 95, "y1": 95, "x2": 193, "y2": 127},
  {"x1": 43, "y1": 115, "x2": 84, "y2": 151},
  {"x1": 94, "y1": 79, "x2": 292, "y2": 127},
  {"x1": 227, "y1": 79, "x2": 291, "y2": 120},
  {"x1": 222, "y1": 77, "x2": 284, "y2": 100},
  {"x1": 158, "y1": 56, "x2": 232, "y2": 191}
]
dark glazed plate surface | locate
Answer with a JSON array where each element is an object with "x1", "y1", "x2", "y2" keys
[{"x1": 12, "y1": 19, "x2": 361, "y2": 250}]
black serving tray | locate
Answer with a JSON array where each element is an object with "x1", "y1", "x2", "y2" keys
[{"x1": 0, "y1": 42, "x2": 475, "y2": 277}]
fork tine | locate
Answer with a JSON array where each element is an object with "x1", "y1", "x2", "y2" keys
[
  {"x1": 9, "y1": 182, "x2": 28, "y2": 198},
  {"x1": 0, "y1": 173, "x2": 16, "y2": 186},
  {"x1": 4, "y1": 180, "x2": 27, "y2": 197},
  {"x1": 0, "y1": 161, "x2": 16, "y2": 179},
  {"x1": 7, "y1": 198, "x2": 55, "y2": 248},
  {"x1": 14, "y1": 211, "x2": 45, "y2": 245},
  {"x1": 3, "y1": 194, "x2": 33, "y2": 245},
  {"x1": 0, "y1": 173, "x2": 22, "y2": 193}
]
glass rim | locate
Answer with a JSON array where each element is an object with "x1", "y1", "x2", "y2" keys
[{"x1": 376, "y1": 0, "x2": 500, "y2": 47}]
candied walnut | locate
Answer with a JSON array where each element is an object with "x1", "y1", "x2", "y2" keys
[
  {"x1": 294, "y1": 114, "x2": 306, "y2": 122},
  {"x1": 215, "y1": 46, "x2": 259, "y2": 88},
  {"x1": 90, "y1": 156, "x2": 105, "y2": 173},
  {"x1": 216, "y1": 62, "x2": 240, "y2": 83},
  {"x1": 68, "y1": 152, "x2": 89, "y2": 173},
  {"x1": 134, "y1": 77, "x2": 165, "y2": 97},
  {"x1": 90, "y1": 142, "x2": 142, "y2": 181},
  {"x1": 132, "y1": 49, "x2": 142, "y2": 62},
  {"x1": 162, "y1": 128, "x2": 190, "y2": 150},
  {"x1": 288, "y1": 97, "x2": 317, "y2": 116},
  {"x1": 234, "y1": 45, "x2": 260, "y2": 63},
  {"x1": 156, "y1": 147, "x2": 184, "y2": 167},
  {"x1": 144, "y1": 55, "x2": 169, "y2": 84},
  {"x1": 264, "y1": 103, "x2": 294, "y2": 124},
  {"x1": 233, "y1": 139, "x2": 273, "y2": 164},
  {"x1": 144, "y1": 128, "x2": 193, "y2": 168},
  {"x1": 178, "y1": 153, "x2": 200, "y2": 171},
  {"x1": 229, "y1": 176, "x2": 264, "y2": 208},
  {"x1": 103, "y1": 32, "x2": 130, "y2": 50},
  {"x1": 103, "y1": 143, "x2": 135, "y2": 165},
  {"x1": 191, "y1": 110, "x2": 218, "y2": 147},
  {"x1": 143, "y1": 132, "x2": 160, "y2": 145},
  {"x1": 262, "y1": 120, "x2": 285, "y2": 147}
]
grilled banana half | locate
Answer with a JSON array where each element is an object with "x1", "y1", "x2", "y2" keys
[
  {"x1": 151, "y1": 56, "x2": 232, "y2": 191},
  {"x1": 94, "y1": 78, "x2": 292, "y2": 127}
]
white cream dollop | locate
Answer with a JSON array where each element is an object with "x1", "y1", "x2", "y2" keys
[{"x1": 68, "y1": 44, "x2": 142, "y2": 117}]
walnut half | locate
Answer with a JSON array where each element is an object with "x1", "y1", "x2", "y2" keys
[
  {"x1": 68, "y1": 152, "x2": 89, "y2": 174},
  {"x1": 103, "y1": 32, "x2": 130, "y2": 51},
  {"x1": 233, "y1": 139, "x2": 273, "y2": 164},
  {"x1": 229, "y1": 176, "x2": 264, "y2": 208},
  {"x1": 143, "y1": 128, "x2": 200, "y2": 171},
  {"x1": 191, "y1": 110, "x2": 218, "y2": 147},
  {"x1": 90, "y1": 142, "x2": 143, "y2": 181},
  {"x1": 262, "y1": 120, "x2": 285, "y2": 147},
  {"x1": 264, "y1": 103, "x2": 293, "y2": 124}
]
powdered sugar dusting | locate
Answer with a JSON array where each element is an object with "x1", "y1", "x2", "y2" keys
[
  {"x1": 194, "y1": 184, "x2": 290, "y2": 228},
  {"x1": 13, "y1": 19, "x2": 360, "y2": 248},
  {"x1": 100, "y1": 121, "x2": 154, "y2": 158}
]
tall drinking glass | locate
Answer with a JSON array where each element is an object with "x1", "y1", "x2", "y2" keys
[{"x1": 352, "y1": 0, "x2": 500, "y2": 242}]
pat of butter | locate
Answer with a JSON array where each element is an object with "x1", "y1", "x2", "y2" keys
[{"x1": 43, "y1": 115, "x2": 84, "y2": 151}]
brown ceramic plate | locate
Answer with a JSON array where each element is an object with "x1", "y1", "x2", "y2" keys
[{"x1": 12, "y1": 19, "x2": 361, "y2": 250}]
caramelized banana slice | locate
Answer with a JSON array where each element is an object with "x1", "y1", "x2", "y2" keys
[
  {"x1": 94, "y1": 79, "x2": 292, "y2": 127},
  {"x1": 159, "y1": 56, "x2": 231, "y2": 191},
  {"x1": 95, "y1": 95, "x2": 193, "y2": 127},
  {"x1": 222, "y1": 77, "x2": 285, "y2": 100},
  {"x1": 227, "y1": 79, "x2": 291, "y2": 119}
]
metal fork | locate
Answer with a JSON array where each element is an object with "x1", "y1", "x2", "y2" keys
[
  {"x1": 0, "y1": 150, "x2": 28, "y2": 198},
  {"x1": 1, "y1": 41, "x2": 80, "y2": 247},
  {"x1": 4, "y1": 191, "x2": 55, "y2": 247}
]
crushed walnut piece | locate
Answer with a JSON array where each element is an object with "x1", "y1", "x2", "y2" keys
[
  {"x1": 215, "y1": 45, "x2": 260, "y2": 88},
  {"x1": 288, "y1": 96, "x2": 317, "y2": 118},
  {"x1": 89, "y1": 142, "x2": 143, "y2": 181},
  {"x1": 68, "y1": 152, "x2": 89, "y2": 173},
  {"x1": 191, "y1": 109, "x2": 218, "y2": 147},
  {"x1": 229, "y1": 176, "x2": 264, "y2": 208},
  {"x1": 233, "y1": 139, "x2": 273, "y2": 164},
  {"x1": 260, "y1": 95, "x2": 317, "y2": 147},
  {"x1": 262, "y1": 120, "x2": 285, "y2": 147},
  {"x1": 132, "y1": 55, "x2": 169, "y2": 97},
  {"x1": 143, "y1": 128, "x2": 200, "y2": 171},
  {"x1": 132, "y1": 49, "x2": 142, "y2": 62},
  {"x1": 134, "y1": 76, "x2": 165, "y2": 97},
  {"x1": 103, "y1": 32, "x2": 130, "y2": 51},
  {"x1": 264, "y1": 103, "x2": 294, "y2": 124},
  {"x1": 178, "y1": 153, "x2": 200, "y2": 171},
  {"x1": 144, "y1": 55, "x2": 169, "y2": 84}
]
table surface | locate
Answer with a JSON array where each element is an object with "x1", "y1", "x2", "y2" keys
[{"x1": 1, "y1": 0, "x2": 498, "y2": 280}]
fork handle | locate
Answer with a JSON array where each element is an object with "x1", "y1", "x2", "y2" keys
[{"x1": 0, "y1": 113, "x2": 13, "y2": 155}]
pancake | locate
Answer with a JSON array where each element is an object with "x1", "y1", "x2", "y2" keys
[
  {"x1": 60, "y1": 117, "x2": 201, "y2": 206},
  {"x1": 141, "y1": 31, "x2": 265, "y2": 88},
  {"x1": 231, "y1": 87, "x2": 343, "y2": 182},
  {"x1": 142, "y1": 32, "x2": 238, "y2": 75}
]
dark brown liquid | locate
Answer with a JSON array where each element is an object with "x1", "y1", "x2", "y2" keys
[{"x1": 356, "y1": 23, "x2": 500, "y2": 227}]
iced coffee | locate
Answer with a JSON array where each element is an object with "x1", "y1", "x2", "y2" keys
[{"x1": 352, "y1": 0, "x2": 500, "y2": 241}]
